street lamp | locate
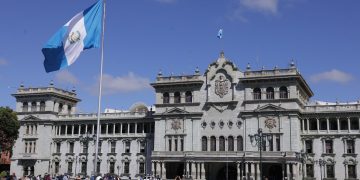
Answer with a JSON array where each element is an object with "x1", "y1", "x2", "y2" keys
[
  {"x1": 295, "y1": 150, "x2": 307, "y2": 180},
  {"x1": 79, "y1": 132, "x2": 95, "y2": 177},
  {"x1": 315, "y1": 159, "x2": 326, "y2": 180},
  {"x1": 249, "y1": 128, "x2": 272, "y2": 180}
]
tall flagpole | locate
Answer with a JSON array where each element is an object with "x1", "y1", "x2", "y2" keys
[{"x1": 94, "y1": 0, "x2": 106, "y2": 176}]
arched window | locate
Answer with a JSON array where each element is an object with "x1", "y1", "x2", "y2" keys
[
  {"x1": 67, "y1": 105, "x2": 72, "y2": 114},
  {"x1": 253, "y1": 88, "x2": 261, "y2": 100},
  {"x1": 279, "y1": 86, "x2": 288, "y2": 99},
  {"x1": 185, "y1": 91, "x2": 192, "y2": 103},
  {"x1": 174, "y1": 92, "x2": 181, "y2": 103},
  {"x1": 23, "y1": 102, "x2": 28, "y2": 112},
  {"x1": 58, "y1": 103, "x2": 63, "y2": 113},
  {"x1": 228, "y1": 136, "x2": 234, "y2": 151},
  {"x1": 237, "y1": 136, "x2": 243, "y2": 151},
  {"x1": 40, "y1": 101, "x2": 45, "y2": 111},
  {"x1": 266, "y1": 87, "x2": 274, "y2": 99},
  {"x1": 210, "y1": 136, "x2": 216, "y2": 151},
  {"x1": 31, "y1": 102, "x2": 36, "y2": 112},
  {"x1": 163, "y1": 92, "x2": 169, "y2": 104},
  {"x1": 202, "y1": 136, "x2": 207, "y2": 151},
  {"x1": 219, "y1": 136, "x2": 225, "y2": 151}
]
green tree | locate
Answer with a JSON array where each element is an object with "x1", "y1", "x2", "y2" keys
[{"x1": 0, "y1": 107, "x2": 19, "y2": 152}]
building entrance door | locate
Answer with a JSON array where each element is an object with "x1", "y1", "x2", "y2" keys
[
  {"x1": 165, "y1": 162, "x2": 184, "y2": 179},
  {"x1": 262, "y1": 163, "x2": 283, "y2": 180}
]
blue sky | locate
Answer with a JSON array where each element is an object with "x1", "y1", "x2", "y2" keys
[{"x1": 0, "y1": 0, "x2": 359, "y2": 113}]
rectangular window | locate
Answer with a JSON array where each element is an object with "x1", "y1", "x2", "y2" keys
[
  {"x1": 111, "y1": 141, "x2": 116, "y2": 153},
  {"x1": 320, "y1": 119, "x2": 327, "y2": 130},
  {"x1": 122, "y1": 123, "x2": 128, "y2": 134},
  {"x1": 305, "y1": 140, "x2": 313, "y2": 153},
  {"x1": 81, "y1": 162, "x2": 87, "y2": 173},
  {"x1": 350, "y1": 118, "x2": 359, "y2": 130},
  {"x1": 325, "y1": 140, "x2": 333, "y2": 153},
  {"x1": 67, "y1": 162, "x2": 73, "y2": 174},
  {"x1": 98, "y1": 141, "x2": 102, "y2": 153},
  {"x1": 67, "y1": 125, "x2": 72, "y2": 135},
  {"x1": 33, "y1": 142, "x2": 36, "y2": 153},
  {"x1": 306, "y1": 164, "x2": 314, "y2": 177},
  {"x1": 326, "y1": 165, "x2": 334, "y2": 178},
  {"x1": 276, "y1": 135, "x2": 280, "y2": 151},
  {"x1": 56, "y1": 142, "x2": 61, "y2": 153},
  {"x1": 140, "y1": 142, "x2": 145, "y2": 153},
  {"x1": 268, "y1": 136, "x2": 273, "y2": 151},
  {"x1": 83, "y1": 144, "x2": 88, "y2": 153},
  {"x1": 180, "y1": 138, "x2": 184, "y2": 151},
  {"x1": 29, "y1": 142, "x2": 32, "y2": 153},
  {"x1": 125, "y1": 141, "x2": 131, "y2": 153},
  {"x1": 97, "y1": 162, "x2": 100, "y2": 173},
  {"x1": 129, "y1": 123, "x2": 135, "y2": 133},
  {"x1": 69, "y1": 142, "x2": 74, "y2": 153},
  {"x1": 109, "y1": 162, "x2": 115, "y2": 174},
  {"x1": 55, "y1": 162, "x2": 60, "y2": 174},
  {"x1": 137, "y1": 123, "x2": 143, "y2": 133},
  {"x1": 26, "y1": 125, "x2": 29, "y2": 135},
  {"x1": 347, "y1": 140, "x2": 355, "y2": 154},
  {"x1": 101, "y1": 124, "x2": 106, "y2": 134},
  {"x1": 108, "y1": 124, "x2": 114, "y2": 134},
  {"x1": 124, "y1": 162, "x2": 130, "y2": 174},
  {"x1": 25, "y1": 142, "x2": 28, "y2": 153},
  {"x1": 139, "y1": 162, "x2": 145, "y2": 174},
  {"x1": 74, "y1": 125, "x2": 79, "y2": 135},
  {"x1": 168, "y1": 139, "x2": 172, "y2": 151},
  {"x1": 174, "y1": 139, "x2": 178, "y2": 151},
  {"x1": 348, "y1": 165, "x2": 357, "y2": 178}
]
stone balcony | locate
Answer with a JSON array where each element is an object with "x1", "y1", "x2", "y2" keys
[
  {"x1": 15, "y1": 87, "x2": 77, "y2": 97},
  {"x1": 243, "y1": 68, "x2": 299, "y2": 78},
  {"x1": 304, "y1": 102, "x2": 360, "y2": 112},
  {"x1": 57, "y1": 111, "x2": 148, "y2": 120}
]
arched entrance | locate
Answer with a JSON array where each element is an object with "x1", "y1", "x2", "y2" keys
[{"x1": 216, "y1": 164, "x2": 237, "y2": 180}]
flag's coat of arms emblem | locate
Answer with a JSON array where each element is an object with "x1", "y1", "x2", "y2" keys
[
  {"x1": 68, "y1": 31, "x2": 81, "y2": 44},
  {"x1": 215, "y1": 75, "x2": 229, "y2": 98}
]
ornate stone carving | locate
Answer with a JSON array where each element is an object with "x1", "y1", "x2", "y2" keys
[
  {"x1": 264, "y1": 118, "x2": 276, "y2": 130},
  {"x1": 215, "y1": 75, "x2": 229, "y2": 98},
  {"x1": 171, "y1": 119, "x2": 181, "y2": 130}
]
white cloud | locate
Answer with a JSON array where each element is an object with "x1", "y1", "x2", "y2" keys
[
  {"x1": 240, "y1": 0, "x2": 279, "y2": 14},
  {"x1": 0, "y1": 58, "x2": 8, "y2": 66},
  {"x1": 92, "y1": 72, "x2": 151, "y2": 95},
  {"x1": 155, "y1": 0, "x2": 177, "y2": 4},
  {"x1": 55, "y1": 70, "x2": 79, "y2": 85},
  {"x1": 310, "y1": 69, "x2": 354, "y2": 84}
]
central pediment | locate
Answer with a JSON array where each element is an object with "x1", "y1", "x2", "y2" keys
[
  {"x1": 255, "y1": 104, "x2": 286, "y2": 112},
  {"x1": 162, "y1": 107, "x2": 189, "y2": 115}
]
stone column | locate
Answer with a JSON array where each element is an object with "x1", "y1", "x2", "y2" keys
[
  {"x1": 302, "y1": 119, "x2": 305, "y2": 133},
  {"x1": 120, "y1": 123, "x2": 123, "y2": 135},
  {"x1": 337, "y1": 118, "x2": 340, "y2": 133},
  {"x1": 207, "y1": 136, "x2": 210, "y2": 151},
  {"x1": 306, "y1": 119, "x2": 310, "y2": 133},
  {"x1": 71, "y1": 125, "x2": 74, "y2": 136},
  {"x1": 348, "y1": 117, "x2": 351, "y2": 132},
  {"x1": 201, "y1": 162, "x2": 206, "y2": 180},
  {"x1": 316, "y1": 118, "x2": 320, "y2": 133},
  {"x1": 186, "y1": 162, "x2": 190, "y2": 177},
  {"x1": 286, "y1": 164, "x2": 291, "y2": 180},
  {"x1": 106, "y1": 124, "x2": 108, "y2": 135},
  {"x1": 256, "y1": 163, "x2": 260, "y2": 180},
  {"x1": 250, "y1": 163, "x2": 254, "y2": 179},
  {"x1": 135, "y1": 123, "x2": 138, "y2": 134},
  {"x1": 237, "y1": 162, "x2": 240, "y2": 180},
  {"x1": 244, "y1": 163, "x2": 249, "y2": 180},
  {"x1": 151, "y1": 161, "x2": 155, "y2": 176},
  {"x1": 345, "y1": 165, "x2": 348, "y2": 179},
  {"x1": 303, "y1": 164, "x2": 307, "y2": 179},
  {"x1": 156, "y1": 162, "x2": 161, "y2": 177},
  {"x1": 327, "y1": 118, "x2": 330, "y2": 133},
  {"x1": 191, "y1": 162, "x2": 196, "y2": 179},
  {"x1": 161, "y1": 162, "x2": 166, "y2": 179},
  {"x1": 292, "y1": 164, "x2": 298, "y2": 180}
]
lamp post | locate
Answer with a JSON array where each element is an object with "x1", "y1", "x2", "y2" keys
[
  {"x1": 295, "y1": 150, "x2": 307, "y2": 180},
  {"x1": 249, "y1": 128, "x2": 272, "y2": 180},
  {"x1": 315, "y1": 159, "x2": 326, "y2": 180},
  {"x1": 79, "y1": 132, "x2": 95, "y2": 177}
]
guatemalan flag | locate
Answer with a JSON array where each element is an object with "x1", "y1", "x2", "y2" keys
[
  {"x1": 42, "y1": 0, "x2": 103, "y2": 73},
  {"x1": 217, "y1": 29, "x2": 223, "y2": 39}
]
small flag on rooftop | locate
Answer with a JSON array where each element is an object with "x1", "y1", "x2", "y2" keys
[
  {"x1": 42, "y1": 0, "x2": 103, "y2": 73},
  {"x1": 217, "y1": 29, "x2": 223, "y2": 39}
]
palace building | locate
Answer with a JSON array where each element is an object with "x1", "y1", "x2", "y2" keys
[{"x1": 10, "y1": 52, "x2": 360, "y2": 180}]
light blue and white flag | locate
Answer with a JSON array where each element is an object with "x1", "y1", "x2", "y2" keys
[
  {"x1": 217, "y1": 28, "x2": 223, "y2": 39},
  {"x1": 42, "y1": 0, "x2": 103, "y2": 73}
]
